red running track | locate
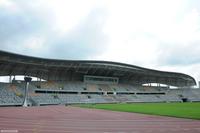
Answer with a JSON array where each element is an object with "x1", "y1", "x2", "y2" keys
[{"x1": 0, "y1": 105, "x2": 200, "y2": 133}]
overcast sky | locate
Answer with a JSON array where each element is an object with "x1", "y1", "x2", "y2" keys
[{"x1": 0, "y1": 0, "x2": 200, "y2": 85}]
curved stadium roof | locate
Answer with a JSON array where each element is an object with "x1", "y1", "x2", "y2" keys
[{"x1": 0, "y1": 50, "x2": 196, "y2": 87}]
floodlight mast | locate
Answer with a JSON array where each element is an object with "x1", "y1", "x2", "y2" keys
[{"x1": 22, "y1": 77, "x2": 32, "y2": 107}]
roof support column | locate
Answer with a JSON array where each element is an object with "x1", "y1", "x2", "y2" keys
[
  {"x1": 157, "y1": 83, "x2": 160, "y2": 87},
  {"x1": 9, "y1": 75, "x2": 12, "y2": 83},
  {"x1": 22, "y1": 77, "x2": 32, "y2": 107}
]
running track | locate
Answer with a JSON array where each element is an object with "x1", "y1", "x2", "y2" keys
[{"x1": 0, "y1": 105, "x2": 200, "y2": 133}]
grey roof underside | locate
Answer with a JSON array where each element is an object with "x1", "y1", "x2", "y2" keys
[{"x1": 0, "y1": 50, "x2": 196, "y2": 87}]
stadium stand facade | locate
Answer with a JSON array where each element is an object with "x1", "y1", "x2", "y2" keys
[{"x1": 0, "y1": 50, "x2": 199, "y2": 106}]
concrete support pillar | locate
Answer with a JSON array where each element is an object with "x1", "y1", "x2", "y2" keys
[
  {"x1": 157, "y1": 83, "x2": 160, "y2": 87},
  {"x1": 23, "y1": 77, "x2": 32, "y2": 107},
  {"x1": 9, "y1": 75, "x2": 12, "y2": 83},
  {"x1": 199, "y1": 81, "x2": 200, "y2": 88}
]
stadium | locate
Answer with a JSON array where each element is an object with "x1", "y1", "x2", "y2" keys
[
  {"x1": 0, "y1": 50, "x2": 199, "y2": 106},
  {"x1": 0, "y1": 50, "x2": 200, "y2": 133}
]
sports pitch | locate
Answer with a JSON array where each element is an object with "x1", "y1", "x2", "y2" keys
[{"x1": 77, "y1": 102, "x2": 200, "y2": 120}]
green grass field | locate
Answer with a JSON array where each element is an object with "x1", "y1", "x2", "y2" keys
[{"x1": 77, "y1": 102, "x2": 200, "y2": 120}]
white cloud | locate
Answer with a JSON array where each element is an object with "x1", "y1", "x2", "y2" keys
[
  {"x1": 95, "y1": 35, "x2": 159, "y2": 67},
  {"x1": 94, "y1": 0, "x2": 185, "y2": 65},
  {"x1": 22, "y1": 36, "x2": 45, "y2": 50},
  {"x1": 0, "y1": 0, "x2": 20, "y2": 12},
  {"x1": 43, "y1": 0, "x2": 98, "y2": 34}
]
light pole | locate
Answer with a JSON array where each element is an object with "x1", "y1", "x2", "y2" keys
[{"x1": 22, "y1": 77, "x2": 32, "y2": 107}]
